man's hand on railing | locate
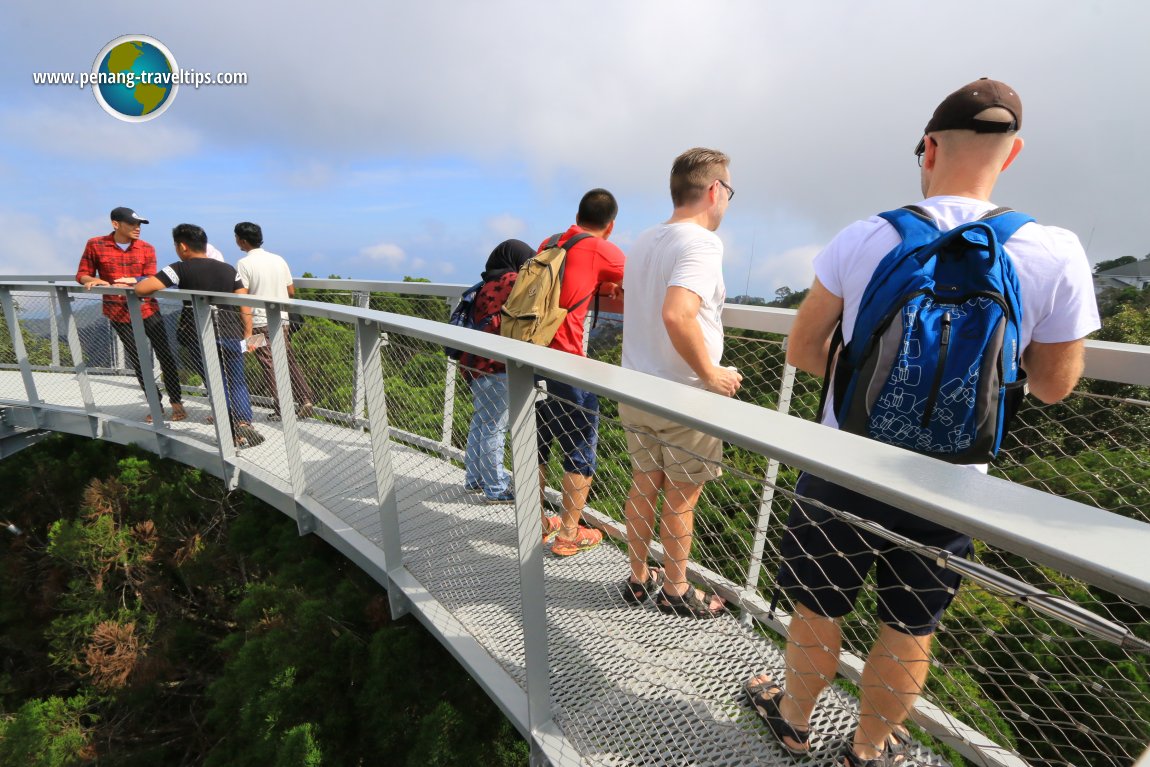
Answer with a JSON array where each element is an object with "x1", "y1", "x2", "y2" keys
[{"x1": 704, "y1": 365, "x2": 742, "y2": 397}]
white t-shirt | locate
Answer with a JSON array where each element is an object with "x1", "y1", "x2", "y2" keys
[
  {"x1": 621, "y1": 222, "x2": 726, "y2": 388},
  {"x1": 235, "y1": 247, "x2": 294, "y2": 327},
  {"x1": 816, "y1": 195, "x2": 1101, "y2": 465}
]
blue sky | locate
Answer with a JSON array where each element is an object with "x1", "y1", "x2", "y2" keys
[{"x1": 2, "y1": 1, "x2": 1149, "y2": 297}]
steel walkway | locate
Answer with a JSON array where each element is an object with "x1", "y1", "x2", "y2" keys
[{"x1": 0, "y1": 370, "x2": 949, "y2": 767}]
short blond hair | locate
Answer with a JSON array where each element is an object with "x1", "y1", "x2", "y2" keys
[{"x1": 670, "y1": 147, "x2": 730, "y2": 207}]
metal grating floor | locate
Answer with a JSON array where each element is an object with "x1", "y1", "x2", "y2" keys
[{"x1": 0, "y1": 371, "x2": 954, "y2": 766}]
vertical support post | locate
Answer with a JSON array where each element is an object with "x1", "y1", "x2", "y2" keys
[
  {"x1": 126, "y1": 292, "x2": 165, "y2": 426},
  {"x1": 192, "y1": 296, "x2": 236, "y2": 465},
  {"x1": 0, "y1": 288, "x2": 39, "y2": 405},
  {"x1": 56, "y1": 287, "x2": 95, "y2": 415},
  {"x1": 506, "y1": 363, "x2": 551, "y2": 762},
  {"x1": 352, "y1": 291, "x2": 370, "y2": 423},
  {"x1": 440, "y1": 296, "x2": 459, "y2": 451},
  {"x1": 267, "y1": 305, "x2": 311, "y2": 534},
  {"x1": 359, "y1": 317, "x2": 409, "y2": 618},
  {"x1": 48, "y1": 290, "x2": 60, "y2": 368},
  {"x1": 742, "y1": 340, "x2": 799, "y2": 620},
  {"x1": 441, "y1": 358, "x2": 458, "y2": 450}
]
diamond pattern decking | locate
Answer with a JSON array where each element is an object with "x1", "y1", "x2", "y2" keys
[{"x1": 0, "y1": 370, "x2": 953, "y2": 767}]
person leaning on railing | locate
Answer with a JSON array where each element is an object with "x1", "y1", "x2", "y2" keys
[
  {"x1": 744, "y1": 78, "x2": 1101, "y2": 767},
  {"x1": 457, "y1": 239, "x2": 536, "y2": 504},
  {"x1": 135, "y1": 224, "x2": 265, "y2": 449},
  {"x1": 76, "y1": 206, "x2": 186, "y2": 423}
]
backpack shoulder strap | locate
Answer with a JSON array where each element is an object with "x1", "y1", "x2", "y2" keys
[
  {"x1": 974, "y1": 207, "x2": 1034, "y2": 245},
  {"x1": 540, "y1": 233, "x2": 564, "y2": 252},
  {"x1": 877, "y1": 206, "x2": 941, "y2": 251},
  {"x1": 560, "y1": 232, "x2": 593, "y2": 251}
]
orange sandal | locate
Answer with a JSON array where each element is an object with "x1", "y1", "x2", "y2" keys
[
  {"x1": 542, "y1": 515, "x2": 562, "y2": 543},
  {"x1": 550, "y1": 526, "x2": 603, "y2": 557}
]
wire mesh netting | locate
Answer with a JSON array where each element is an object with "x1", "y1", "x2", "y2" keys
[{"x1": 3, "y1": 282, "x2": 1148, "y2": 766}]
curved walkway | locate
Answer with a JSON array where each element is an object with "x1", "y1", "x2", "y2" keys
[{"x1": 0, "y1": 369, "x2": 952, "y2": 767}]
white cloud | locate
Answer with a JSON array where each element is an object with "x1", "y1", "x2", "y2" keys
[
  {"x1": 486, "y1": 213, "x2": 527, "y2": 240},
  {"x1": 0, "y1": 210, "x2": 83, "y2": 276},
  {"x1": 1, "y1": 107, "x2": 200, "y2": 164},
  {"x1": 360, "y1": 242, "x2": 406, "y2": 268}
]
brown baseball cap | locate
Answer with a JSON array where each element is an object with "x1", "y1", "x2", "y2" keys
[{"x1": 914, "y1": 78, "x2": 1022, "y2": 156}]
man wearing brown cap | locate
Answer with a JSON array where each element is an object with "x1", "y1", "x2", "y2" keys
[
  {"x1": 77, "y1": 207, "x2": 185, "y2": 421},
  {"x1": 745, "y1": 79, "x2": 1099, "y2": 765}
]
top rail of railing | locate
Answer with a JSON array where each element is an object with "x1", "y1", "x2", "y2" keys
[
  {"x1": 3, "y1": 279, "x2": 1149, "y2": 608},
  {"x1": 9, "y1": 275, "x2": 1147, "y2": 387}
]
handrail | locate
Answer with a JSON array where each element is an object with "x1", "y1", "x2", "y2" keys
[
  {"x1": 2, "y1": 278, "x2": 1148, "y2": 765},
  {"x1": 4, "y1": 280, "x2": 1148, "y2": 604},
  {"x1": 8, "y1": 276, "x2": 1147, "y2": 385}
]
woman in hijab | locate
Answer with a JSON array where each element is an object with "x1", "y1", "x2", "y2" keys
[{"x1": 461, "y1": 239, "x2": 536, "y2": 503}]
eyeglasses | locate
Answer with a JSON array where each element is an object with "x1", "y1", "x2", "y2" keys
[
  {"x1": 716, "y1": 178, "x2": 734, "y2": 201},
  {"x1": 915, "y1": 136, "x2": 936, "y2": 167}
]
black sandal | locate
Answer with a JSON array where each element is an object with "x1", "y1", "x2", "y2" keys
[
  {"x1": 655, "y1": 585, "x2": 725, "y2": 619},
  {"x1": 840, "y1": 737, "x2": 908, "y2": 767},
  {"x1": 744, "y1": 677, "x2": 810, "y2": 756},
  {"x1": 621, "y1": 568, "x2": 664, "y2": 604},
  {"x1": 233, "y1": 423, "x2": 265, "y2": 448}
]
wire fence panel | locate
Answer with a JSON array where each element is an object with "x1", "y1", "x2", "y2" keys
[{"x1": 7, "y1": 282, "x2": 1137, "y2": 764}]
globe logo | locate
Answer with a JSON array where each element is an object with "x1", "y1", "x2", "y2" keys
[{"x1": 91, "y1": 35, "x2": 179, "y2": 122}]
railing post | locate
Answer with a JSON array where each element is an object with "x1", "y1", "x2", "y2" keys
[
  {"x1": 742, "y1": 342, "x2": 799, "y2": 619},
  {"x1": 126, "y1": 292, "x2": 165, "y2": 427},
  {"x1": 441, "y1": 358, "x2": 458, "y2": 450},
  {"x1": 358, "y1": 317, "x2": 409, "y2": 618},
  {"x1": 266, "y1": 304, "x2": 313, "y2": 534},
  {"x1": 55, "y1": 287, "x2": 95, "y2": 415},
  {"x1": 351, "y1": 291, "x2": 370, "y2": 423},
  {"x1": 506, "y1": 363, "x2": 551, "y2": 763},
  {"x1": 0, "y1": 287, "x2": 40, "y2": 406},
  {"x1": 48, "y1": 290, "x2": 60, "y2": 368},
  {"x1": 439, "y1": 296, "x2": 459, "y2": 451},
  {"x1": 192, "y1": 296, "x2": 237, "y2": 466}
]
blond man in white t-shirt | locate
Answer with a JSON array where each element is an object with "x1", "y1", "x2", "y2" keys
[
  {"x1": 618, "y1": 147, "x2": 743, "y2": 620},
  {"x1": 746, "y1": 79, "x2": 1100, "y2": 767},
  {"x1": 234, "y1": 221, "x2": 314, "y2": 420}
]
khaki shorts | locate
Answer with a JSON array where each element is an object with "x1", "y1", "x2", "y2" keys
[{"x1": 618, "y1": 402, "x2": 722, "y2": 485}]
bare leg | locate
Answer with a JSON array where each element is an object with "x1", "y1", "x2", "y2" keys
[
  {"x1": 751, "y1": 603, "x2": 841, "y2": 748},
  {"x1": 657, "y1": 479, "x2": 724, "y2": 611},
  {"x1": 625, "y1": 469, "x2": 664, "y2": 583},
  {"x1": 850, "y1": 626, "x2": 932, "y2": 760},
  {"x1": 559, "y1": 471, "x2": 592, "y2": 538}
]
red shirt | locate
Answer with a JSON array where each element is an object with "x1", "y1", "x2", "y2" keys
[
  {"x1": 539, "y1": 225, "x2": 625, "y2": 356},
  {"x1": 76, "y1": 233, "x2": 160, "y2": 322}
]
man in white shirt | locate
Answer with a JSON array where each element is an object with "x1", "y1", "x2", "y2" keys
[
  {"x1": 745, "y1": 79, "x2": 1100, "y2": 767},
  {"x1": 234, "y1": 222, "x2": 314, "y2": 419},
  {"x1": 618, "y1": 147, "x2": 742, "y2": 619}
]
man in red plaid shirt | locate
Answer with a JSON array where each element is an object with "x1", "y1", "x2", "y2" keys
[{"x1": 76, "y1": 207, "x2": 185, "y2": 421}]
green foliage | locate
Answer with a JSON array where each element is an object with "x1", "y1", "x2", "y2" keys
[
  {"x1": 0, "y1": 695, "x2": 95, "y2": 767},
  {"x1": 0, "y1": 436, "x2": 526, "y2": 766},
  {"x1": 1093, "y1": 255, "x2": 1139, "y2": 274}
]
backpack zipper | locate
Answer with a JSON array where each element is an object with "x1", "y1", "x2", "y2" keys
[{"x1": 921, "y1": 311, "x2": 952, "y2": 427}]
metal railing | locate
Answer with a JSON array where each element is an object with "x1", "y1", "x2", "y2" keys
[{"x1": 0, "y1": 277, "x2": 1147, "y2": 767}]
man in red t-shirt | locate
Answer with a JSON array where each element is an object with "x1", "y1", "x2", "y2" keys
[
  {"x1": 76, "y1": 207, "x2": 185, "y2": 421},
  {"x1": 536, "y1": 189, "x2": 626, "y2": 557}
]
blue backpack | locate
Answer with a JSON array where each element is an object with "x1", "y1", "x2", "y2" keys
[
  {"x1": 445, "y1": 280, "x2": 487, "y2": 360},
  {"x1": 825, "y1": 205, "x2": 1033, "y2": 464}
]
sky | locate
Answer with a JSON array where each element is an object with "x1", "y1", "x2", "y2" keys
[{"x1": 2, "y1": 1, "x2": 1148, "y2": 299}]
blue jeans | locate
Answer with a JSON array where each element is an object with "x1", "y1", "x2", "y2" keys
[
  {"x1": 465, "y1": 373, "x2": 511, "y2": 497},
  {"x1": 187, "y1": 338, "x2": 254, "y2": 433}
]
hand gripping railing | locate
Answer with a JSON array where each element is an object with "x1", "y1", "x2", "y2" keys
[{"x1": 1, "y1": 278, "x2": 1149, "y2": 766}]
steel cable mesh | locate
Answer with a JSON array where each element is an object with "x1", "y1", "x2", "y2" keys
[{"x1": 182, "y1": 289, "x2": 1149, "y2": 765}]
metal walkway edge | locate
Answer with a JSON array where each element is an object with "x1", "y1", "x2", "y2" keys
[{"x1": 0, "y1": 371, "x2": 955, "y2": 767}]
